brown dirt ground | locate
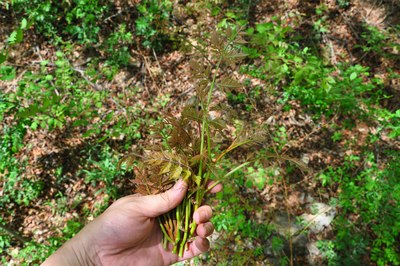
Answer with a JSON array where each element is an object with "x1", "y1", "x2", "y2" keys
[{"x1": 1, "y1": 0, "x2": 399, "y2": 264}]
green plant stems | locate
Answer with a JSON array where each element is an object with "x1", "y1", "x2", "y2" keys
[
  {"x1": 158, "y1": 217, "x2": 173, "y2": 247},
  {"x1": 179, "y1": 197, "x2": 192, "y2": 257},
  {"x1": 173, "y1": 199, "x2": 183, "y2": 254},
  {"x1": 160, "y1": 37, "x2": 232, "y2": 256}
]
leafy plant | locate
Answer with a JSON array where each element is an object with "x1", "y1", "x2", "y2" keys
[
  {"x1": 83, "y1": 144, "x2": 127, "y2": 200},
  {"x1": 320, "y1": 152, "x2": 400, "y2": 265},
  {"x1": 0, "y1": 124, "x2": 43, "y2": 206},
  {"x1": 0, "y1": 17, "x2": 30, "y2": 64},
  {"x1": 102, "y1": 24, "x2": 133, "y2": 67},
  {"x1": 135, "y1": 0, "x2": 173, "y2": 51},
  {"x1": 336, "y1": 0, "x2": 350, "y2": 9},
  {"x1": 8, "y1": 50, "x2": 107, "y2": 131},
  {"x1": 210, "y1": 161, "x2": 272, "y2": 264},
  {"x1": 9, "y1": 0, "x2": 109, "y2": 44},
  {"x1": 120, "y1": 27, "x2": 252, "y2": 256},
  {"x1": 242, "y1": 19, "x2": 381, "y2": 116}
]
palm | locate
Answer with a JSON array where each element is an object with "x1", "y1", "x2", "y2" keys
[
  {"x1": 87, "y1": 193, "x2": 209, "y2": 266},
  {"x1": 43, "y1": 181, "x2": 218, "y2": 266}
]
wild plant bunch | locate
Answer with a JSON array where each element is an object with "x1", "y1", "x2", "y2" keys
[{"x1": 120, "y1": 27, "x2": 252, "y2": 256}]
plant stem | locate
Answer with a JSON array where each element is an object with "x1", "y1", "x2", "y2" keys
[
  {"x1": 198, "y1": 59, "x2": 222, "y2": 179},
  {"x1": 158, "y1": 217, "x2": 174, "y2": 245},
  {"x1": 179, "y1": 198, "x2": 191, "y2": 257}
]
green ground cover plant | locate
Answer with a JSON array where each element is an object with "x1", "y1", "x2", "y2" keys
[
  {"x1": 242, "y1": 19, "x2": 382, "y2": 116},
  {"x1": 320, "y1": 151, "x2": 400, "y2": 265},
  {"x1": 8, "y1": 0, "x2": 110, "y2": 43},
  {"x1": 136, "y1": 0, "x2": 174, "y2": 51},
  {"x1": 210, "y1": 161, "x2": 274, "y2": 264}
]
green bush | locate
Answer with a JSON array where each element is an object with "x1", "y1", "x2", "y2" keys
[
  {"x1": 210, "y1": 162, "x2": 273, "y2": 263},
  {"x1": 242, "y1": 20, "x2": 382, "y2": 116},
  {"x1": 135, "y1": 0, "x2": 173, "y2": 50},
  {"x1": 10, "y1": 0, "x2": 110, "y2": 43},
  {"x1": 320, "y1": 152, "x2": 400, "y2": 265}
]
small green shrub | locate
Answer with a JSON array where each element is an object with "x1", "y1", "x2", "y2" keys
[
  {"x1": 8, "y1": 50, "x2": 106, "y2": 131},
  {"x1": 336, "y1": 0, "x2": 350, "y2": 9},
  {"x1": 320, "y1": 152, "x2": 400, "y2": 265},
  {"x1": 359, "y1": 25, "x2": 387, "y2": 55},
  {"x1": 10, "y1": 0, "x2": 110, "y2": 44},
  {"x1": 0, "y1": 124, "x2": 43, "y2": 207},
  {"x1": 0, "y1": 17, "x2": 30, "y2": 64},
  {"x1": 102, "y1": 24, "x2": 133, "y2": 67},
  {"x1": 242, "y1": 20, "x2": 381, "y2": 116},
  {"x1": 82, "y1": 144, "x2": 127, "y2": 200},
  {"x1": 211, "y1": 162, "x2": 273, "y2": 263},
  {"x1": 135, "y1": 0, "x2": 173, "y2": 51}
]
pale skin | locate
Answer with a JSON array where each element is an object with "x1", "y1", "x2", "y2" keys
[{"x1": 42, "y1": 179, "x2": 222, "y2": 266}]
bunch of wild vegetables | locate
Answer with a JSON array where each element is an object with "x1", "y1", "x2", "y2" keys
[{"x1": 121, "y1": 27, "x2": 251, "y2": 256}]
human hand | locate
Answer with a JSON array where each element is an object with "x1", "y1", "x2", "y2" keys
[{"x1": 42, "y1": 179, "x2": 222, "y2": 266}]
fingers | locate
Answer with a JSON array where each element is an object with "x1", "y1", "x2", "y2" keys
[
  {"x1": 193, "y1": 205, "x2": 212, "y2": 224},
  {"x1": 135, "y1": 179, "x2": 188, "y2": 217},
  {"x1": 178, "y1": 237, "x2": 210, "y2": 262},
  {"x1": 206, "y1": 181, "x2": 223, "y2": 194},
  {"x1": 164, "y1": 204, "x2": 215, "y2": 264},
  {"x1": 196, "y1": 222, "x2": 214, "y2": 238}
]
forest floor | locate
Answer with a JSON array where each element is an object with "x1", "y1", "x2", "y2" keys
[{"x1": 1, "y1": 0, "x2": 399, "y2": 265}]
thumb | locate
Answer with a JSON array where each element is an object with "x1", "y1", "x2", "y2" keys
[{"x1": 138, "y1": 179, "x2": 188, "y2": 217}]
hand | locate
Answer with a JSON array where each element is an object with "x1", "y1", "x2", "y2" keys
[{"x1": 42, "y1": 179, "x2": 222, "y2": 266}]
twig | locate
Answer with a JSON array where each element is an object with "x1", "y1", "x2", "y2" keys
[
  {"x1": 152, "y1": 48, "x2": 167, "y2": 86},
  {"x1": 72, "y1": 67, "x2": 101, "y2": 91},
  {"x1": 103, "y1": 10, "x2": 122, "y2": 23}
]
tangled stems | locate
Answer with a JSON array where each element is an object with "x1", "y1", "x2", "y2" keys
[
  {"x1": 157, "y1": 30, "x2": 245, "y2": 257},
  {"x1": 158, "y1": 60, "x2": 222, "y2": 257}
]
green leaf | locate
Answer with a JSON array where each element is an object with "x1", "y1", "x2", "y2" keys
[
  {"x1": 20, "y1": 18, "x2": 27, "y2": 30},
  {"x1": 256, "y1": 23, "x2": 271, "y2": 34},
  {"x1": 0, "y1": 53, "x2": 6, "y2": 64},
  {"x1": 16, "y1": 29, "x2": 23, "y2": 43},
  {"x1": 31, "y1": 121, "x2": 38, "y2": 130},
  {"x1": 0, "y1": 66, "x2": 16, "y2": 81},
  {"x1": 350, "y1": 72, "x2": 357, "y2": 80},
  {"x1": 245, "y1": 179, "x2": 253, "y2": 188},
  {"x1": 8, "y1": 31, "x2": 17, "y2": 44},
  {"x1": 17, "y1": 104, "x2": 40, "y2": 119}
]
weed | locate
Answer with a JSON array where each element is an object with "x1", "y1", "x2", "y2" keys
[
  {"x1": 320, "y1": 152, "x2": 400, "y2": 265},
  {"x1": 10, "y1": 0, "x2": 109, "y2": 44},
  {"x1": 210, "y1": 162, "x2": 273, "y2": 264},
  {"x1": 0, "y1": 17, "x2": 30, "y2": 64},
  {"x1": 136, "y1": 0, "x2": 173, "y2": 51},
  {"x1": 243, "y1": 19, "x2": 381, "y2": 116},
  {"x1": 336, "y1": 0, "x2": 350, "y2": 9},
  {"x1": 82, "y1": 144, "x2": 126, "y2": 200},
  {"x1": 102, "y1": 24, "x2": 133, "y2": 67}
]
